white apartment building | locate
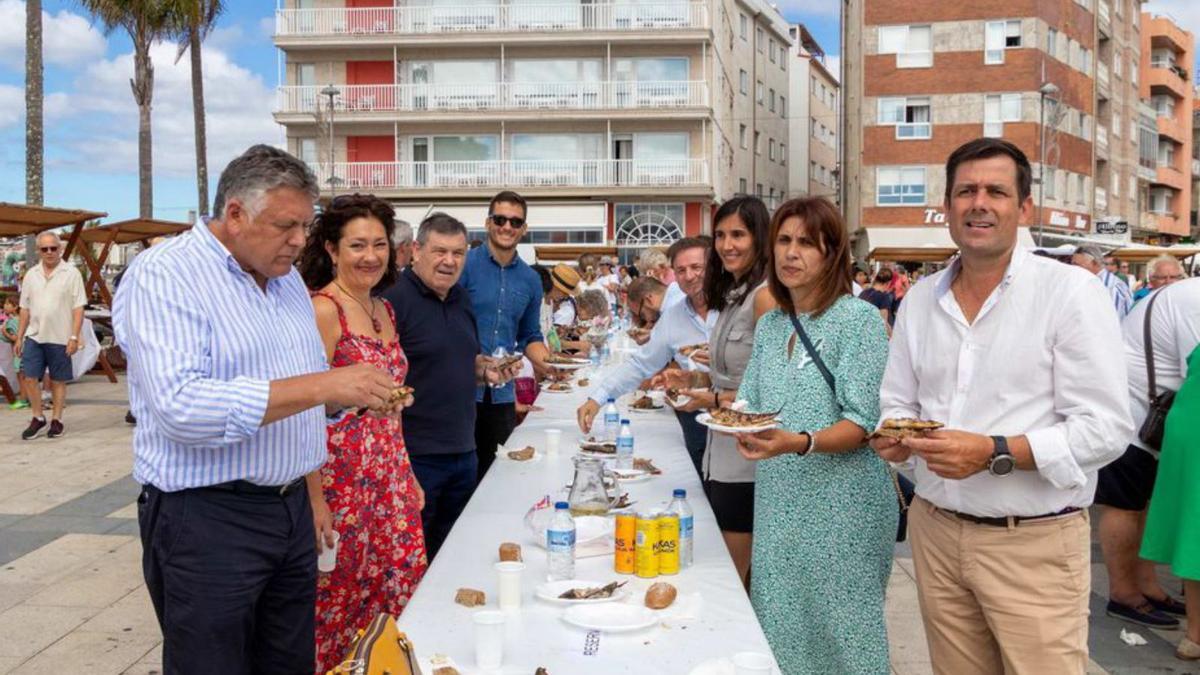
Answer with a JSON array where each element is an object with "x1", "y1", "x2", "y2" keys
[
  {"x1": 273, "y1": 0, "x2": 790, "y2": 261},
  {"x1": 787, "y1": 24, "x2": 839, "y2": 203}
]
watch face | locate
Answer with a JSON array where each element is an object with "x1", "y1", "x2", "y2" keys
[{"x1": 990, "y1": 455, "x2": 1016, "y2": 476}]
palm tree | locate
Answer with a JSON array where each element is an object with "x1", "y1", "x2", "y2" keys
[
  {"x1": 78, "y1": 0, "x2": 179, "y2": 219},
  {"x1": 25, "y1": 0, "x2": 43, "y2": 263},
  {"x1": 173, "y1": 0, "x2": 224, "y2": 219}
]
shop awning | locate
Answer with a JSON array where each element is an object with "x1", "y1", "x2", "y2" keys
[
  {"x1": 1110, "y1": 244, "x2": 1200, "y2": 263},
  {"x1": 862, "y1": 227, "x2": 1037, "y2": 262},
  {"x1": 534, "y1": 246, "x2": 619, "y2": 263},
  {"x1": 0, "y1": 202, "x2": 106, "y2": 239}
]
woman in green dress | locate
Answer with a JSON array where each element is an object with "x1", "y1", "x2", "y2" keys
[
  {"x1": 731, "y1": 197, "x2": 896, "y2": 674},
  {"x1": 1140, "y1": 344, "x2": 1200, "y2": 661}
]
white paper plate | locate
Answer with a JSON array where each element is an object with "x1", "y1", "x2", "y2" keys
[
  {"x1": 535, "y1": 579, "x2": 630, "y2": 605},
  {"x1": 696, "y1": 412, "x2": 780, "y2": 434},
  {"x1": 530, "y1": 515, "x2": 613, "y2": 548},
  {"x1": 562, "y1": 603, "x2": 659, "y2": 633},
  {"x1": 546, "y1": 361, "x2": 590, "y2": 370},
  {"x1": 540, "y1": 386, "x2": 576, "y2": 395},
  {"x1": 611, "y1": 468, "x2": 652, "y2": 483}
]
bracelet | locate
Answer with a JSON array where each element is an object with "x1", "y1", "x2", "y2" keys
[
  {"x1": 68, "y1": 336, "x2": 78, "y2": 342},
  {"x1": 795, "y1": 432, "x2": 814, "y2": 456}
]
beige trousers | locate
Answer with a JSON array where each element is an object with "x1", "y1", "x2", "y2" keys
[{"x1": 909, "y1": 497, "x2": 1091, "y2": 675}]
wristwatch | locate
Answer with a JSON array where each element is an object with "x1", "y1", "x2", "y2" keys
[{"x1": 988, "y1": 435, "x2": 1015, "y2": 476}]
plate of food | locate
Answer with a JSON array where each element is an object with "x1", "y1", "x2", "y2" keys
[
  {"x1": 545, "y1": 354, "x2": 591, "y2": 370},
  {"x1": 697, "y1": 407, "x2": 782, "y2": 434},
  {"x1": 632, "y1": 457, "x2": 662, "y2": 475},
  {"x1": 610, "y1": 467, "x2": 652, "y2": 483},
  {"x1": 536, "y1": 580, "x2": 629, "y2": 605},
  {"x1": 665, "y1": 387, "x2": 693, "y2": 408},
  {"x1": 627, "y1": 326, "x2": 651, "y2": 341},
  {"x1": 869, "y1": 418, "x2": 945, "y2": 440},
  {"x1": 562, "y1": 603, "x2": 659, "y2": 633},
  {"x1": 623, "y1": 391, "x2": 665, "y2": 412},
  {"x1": 678, "y1": 343, "x2": 709, "y2": 358},
  {"x1": 578, "y1": 436, "x2": 617, "y2": 455},
  {"x1": 541, "y1": 381, "x2": 575, "y2": 394}
]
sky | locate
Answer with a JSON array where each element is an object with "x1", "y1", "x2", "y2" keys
[{"x1": 0, "y1": 0, "x2": 1193, "y2": 223}]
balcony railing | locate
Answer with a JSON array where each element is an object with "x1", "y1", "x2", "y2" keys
[
  {"x1": 1098, "y1": 0, "x2": 1111, "y2": 26},
  {"x1": 276, "y1": 2, "x2": 708, "y2": 38},
  {"x1": 313, "y1": 158, "x2": 709, "y2": 190},
  {"x1": 277, "y1": 81, "x2": 710, "y2": 114}
]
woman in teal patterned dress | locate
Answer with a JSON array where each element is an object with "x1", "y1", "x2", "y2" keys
[{"x1": 732, "y1": 198, "x2": 896, "y2": 674}]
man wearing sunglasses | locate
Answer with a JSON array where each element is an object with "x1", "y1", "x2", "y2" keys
[
  {"x1": 14, "y1": 232, "x2": 86, "y2": 440},
  {"x1": 459, "y1": 191, "x2": 555, "y2": 483}
]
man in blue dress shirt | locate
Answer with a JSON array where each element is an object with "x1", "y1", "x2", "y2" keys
[
  {"x1": 459, "y1": 191, "x2": 555, "y2": 483},
  {"x1": 113, "y1": 145, "x2": 396, "y2": 674}
]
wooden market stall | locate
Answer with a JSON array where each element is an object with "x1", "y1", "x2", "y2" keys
[
  {"x1": 77, "y1": 218, "x2": 191, "y2": 305},
  {"x1": 1108, "y1": 243, "x2": 1200, "y2": 264},
  {"x1": 862, "y1": 226, "x2": 1038, "y2": 263}
]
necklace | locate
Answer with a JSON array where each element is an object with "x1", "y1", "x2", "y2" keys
[{"x1": 333, "y1": 280, "x2": 382, "y2": 334}]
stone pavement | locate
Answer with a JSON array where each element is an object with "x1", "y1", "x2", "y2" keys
[{"x1": 0, "y1": 377, "x2": 1194, "y2": 674}]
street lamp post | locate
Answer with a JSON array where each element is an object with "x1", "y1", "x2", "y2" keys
[
  {"x1": 1037, "y1": 82, "x2": 1060, "y2": 246},
  {"x1": 320, "y1": 84, "x2": 341, "y2": 197}
]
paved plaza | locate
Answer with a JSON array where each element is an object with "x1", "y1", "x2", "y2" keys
[{"x1": 0, "y1": 377, "x2": 1193, "y2": 674}]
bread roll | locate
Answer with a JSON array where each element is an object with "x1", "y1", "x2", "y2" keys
[{"x1": 644, "y1": 582, "x2": 677, "y2": 609}]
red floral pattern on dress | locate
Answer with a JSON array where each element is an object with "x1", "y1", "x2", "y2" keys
[{"x1": 312, "y1": 292, "x2": 427, "y2": 674}]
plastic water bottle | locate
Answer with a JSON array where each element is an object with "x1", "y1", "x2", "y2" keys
[
  {"x1": 590, "y1": 346, "x2": 601, "y2": 368},
  {"x1": 669, "y1": 489, "x2": 694, "y2": 569},
  {"x1": 616, "y1": 419, "x2": 634, "y2": 470},
  {"x1": 603, "y1": 397, "x2": 620, "y2": 441},
  {"x1": 547, "y1": 501, "x2": 576, "y2": 581},
  {"x1": 600, "y1": 338, "x2": 612, "y2": 363}
]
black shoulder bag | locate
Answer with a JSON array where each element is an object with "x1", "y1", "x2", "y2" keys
[
  {"x1": 1137, "y1": 291, "x2": 1176, "y2": 451},
  {"x1": 788, "y1": 313, "x2": 914, "y2": 542}
]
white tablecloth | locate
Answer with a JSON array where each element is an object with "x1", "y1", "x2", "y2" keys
[{"x1": 396, "y1": 361, "x2": 779, "y2": 674}]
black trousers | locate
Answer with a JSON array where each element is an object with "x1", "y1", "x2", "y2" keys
[
  {"x1": 138, "y1": 482, "x2": 317, "y2": 675},
  {"x1": 674, "y1": 409, "x2": 708, "y2": 479},
  {"x1": 475, "y1": 389, "x2": 518, "y2": 485},
  {"x1": 410, "y1": 451, "x2": 478, "y2": 561}
]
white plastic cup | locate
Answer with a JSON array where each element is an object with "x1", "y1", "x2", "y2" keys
[
  {"x1": 732, "y1": 651, "x2": 774, "y2": 675},
  {"x1": 473, "y1": 610, "x2": 505, "y2": 670},
  {"x1": 544, "y1": 428, "x2": 562, "y2": 456},
  {"x1": 317, "y1": 531, "x2": 340, "y2": 573},
  {"x1": 494, "y1": 560, "x2": 525, "y2": 610}
]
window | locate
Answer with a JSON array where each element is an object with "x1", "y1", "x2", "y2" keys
[
  {"x1": 739, "y1": 124, "x2": 748, "y2": 149},
  {"x1": 298, "y1": 63, "x2": 316, "y2": 87},
  {"x1": 780, "y1": 144, "x2": 787, "y2": 165},
  {"x1": 754, "y1": 131, "x2": 761, "y2": 155},
  {"x1": 769, "y1": 40, "x2": 777, "y2": 63},
  {"x1": 757, "y1": 81, "x2": 764, "y2": 104},
  {"x1": 1113, "y1": 55, "x2": 1122, "y2": 79},
  {"x1": 1044, "y1": 166, "x2": 1056, "y2": 199},
  {"x1": 1080, "y1": 112, "x2": 1091, "y2": 140},
  {"x1": 877, "y1": 167, "x2": 926, "y2": 205},
  {"x1": 756, "y1": 27, "x2": 764, "y2": 51},
  {"x1": 984, "y1": 93, "x2": 1021, "y2": 137},
  {"x1": 739, "y1": 178, "x2": 748, "y2": 194},
  {"x1": 739, "y1": 69, "x2": 748, "y2": 94},
  {"x1": 1111, "y1": 170, "x2": 1120, "y2": 198},
  {"x1": 810, "y1": 161, "x2": 818, "y2": 182},
  {"x1": 1076, "y1": 174, "x2": 1085, "y2": 205},
  {"x1": 879, "y1": 96, "x2": 932, "y2": 139},
  {"x1": 985, "y1": 20, "x2": 1021, "y2": 64},
  {"x1": 769, "y1": 88, "x2": 776, "y2": 112},
  {"x1": 1158, "y1": 139, "x2": 1175, "y2": 167},
  {"x1": 1111, "y1": 111, "x2": 1121, "y2": 138},
  {"x1": 756, "y1": 183, "x2": 763, "y2": 197},
  {"x1": 1152, "y1": 95, "x2": 1175, "y2": 117},
  {"x1": 1150, "y1": 48, "x2": 1175, "y2": 69},
  {"x1": 299, "y1": 138, "x2": 318, "y2": 164},
  {"x1": 779, "y1": 95, "x2": 786, "y2": 117},
  {"x1": 614, "y1": 204, "x2": 684, "y2": 253},
  {"x1": 1130, "y1": 56, "x2": 1138, "y2": 84},
  {"x1": 1047, "y1": 28, "x2": 1057, "y2": 58},
  {"x1": 769, "y1": 138, "x2": 776, "y2": 161},
  {"x1": 878, "y1": 25, "x2": 933, "y2": 68},
  {"x1": 740, "y1": 13, "x2": 748, "y2": 40},
  {"x1": 1082, "y1": 48, "x2": 1091, "y2": 73},
  {"x1": 1150, "y1": 188, "x2": 1171, "y2": 213}
]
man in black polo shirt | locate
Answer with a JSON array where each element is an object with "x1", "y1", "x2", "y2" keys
[{"x1": 382, "y1": 213, "x2": 514, "y2": 558}]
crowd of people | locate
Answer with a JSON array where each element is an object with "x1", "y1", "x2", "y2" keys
[{"x1": 11, "y1": 135, "x2": 1178, "y2": 674}]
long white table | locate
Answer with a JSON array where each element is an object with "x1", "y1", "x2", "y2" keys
[{"x1": 397, "y1": 362, "x2": 779, "y2": 674}]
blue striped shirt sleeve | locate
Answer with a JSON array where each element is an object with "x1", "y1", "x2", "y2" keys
[{"x1": 115, "y1": 260, "x2": 271, "y2": 446}]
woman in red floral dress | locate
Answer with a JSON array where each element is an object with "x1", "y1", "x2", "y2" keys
[{"x1": 299, "y1": 195, "x2": 427, "y2": 673}]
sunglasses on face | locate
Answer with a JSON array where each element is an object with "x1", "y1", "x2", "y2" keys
[
  {"x1": 489, "y1": 214, "x2": 526, "y2": 229},
  {"x1": 40, "y1": 246, "x2": 59, "y2": 253}
]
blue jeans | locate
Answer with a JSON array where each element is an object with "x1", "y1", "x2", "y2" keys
[{"x1": 410, "y1": 451, "x2": 478, "y2": 561}]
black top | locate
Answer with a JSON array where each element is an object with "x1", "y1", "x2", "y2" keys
[
  {"x1": 859, "y1": 288, "x2": 894, "y2": 312},
  {"x1": 381, "y1": 267, "x2": 480, "y2": 456}
]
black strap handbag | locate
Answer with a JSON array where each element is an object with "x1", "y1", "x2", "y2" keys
[
  {"x1": 1137, "y1": 291, "x2": 1177, "y2": 451},
  {"x1": 788, "y1": 313, "x2": 913, "y2": 542}
]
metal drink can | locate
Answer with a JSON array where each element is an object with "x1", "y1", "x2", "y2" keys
[
  {"x1": 657, "y1": 511, "x2": 680, "y2": 575},
  {"x1": 614, "y1": 511, "x2": 636, "y2": 574},
  {"x1": 634, "y1": 510, "x2": 660, "y2": 578}
]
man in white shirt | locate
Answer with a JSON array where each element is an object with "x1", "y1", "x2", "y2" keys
[
  {"x1": 1073, "y1": 245, "x2": 1133, "y2": 319},
  {"x1": 1094, "y1": 277, "x2": 1200, "y2": 629},
  {"x1": 14, "y1": 232, "x2": 86, "y2": 440},
  {"x1": 577, "y1": 238, "x2": 715, "y2": 475},
  {"x1": 874, "y1": 138, "x2": 1134, "y2": 674}
]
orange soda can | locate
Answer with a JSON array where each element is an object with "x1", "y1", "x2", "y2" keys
[{"x1": 614, "y1": 511, "x2": 636, "y2": 574}]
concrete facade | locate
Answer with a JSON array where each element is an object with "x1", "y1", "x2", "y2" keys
[
  {"x1": 787, "y1": 24, "x2": 840, "y2": 204},
  {"x1": 1139, "y1": 13, "x2": 1194, "y2": 239}
]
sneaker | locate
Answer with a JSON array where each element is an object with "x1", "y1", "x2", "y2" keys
[
  {"x1": 1106, "y1": 599, "x2": 1180, "y2": 629},
  {"x1": 21, "y1": 417, "x2": 47, "y2": 440},
  {"x1": 47, "y1": 419, "x2": 64, "y2": 439},
  {"x1": 8, "y1": 399, "x2": 29, "y2": 410},
  {"x1": 1147, "y1": 594, "x2": 1187, "y2": 617},
  {"x1": 125, "y1": 411, "x2": 137, "y2": 425},
  {"x1": 1178, "y1": 636, "x2": 1200, "y2": 661}
]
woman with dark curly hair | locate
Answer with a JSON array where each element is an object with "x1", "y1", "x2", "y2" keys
[{"x1": 297, "y1": 194, "x2": 427, "y2": 672}]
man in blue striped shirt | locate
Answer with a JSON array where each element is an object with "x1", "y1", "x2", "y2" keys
[
  {"x1": 1072, "y1": 244, "x2": 1133, "y2": 319},
  {"x1": 113, "y1": 145, "x2": 397, "y2": 674}
]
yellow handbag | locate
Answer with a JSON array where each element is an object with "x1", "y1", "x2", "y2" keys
[{"x1": 327, "y1": 614, "x2": 423, "y2": 675}]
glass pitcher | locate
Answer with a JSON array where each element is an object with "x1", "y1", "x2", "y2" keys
[{"x1": 568, "y1": 455, "x2": 615, "y2": 517}]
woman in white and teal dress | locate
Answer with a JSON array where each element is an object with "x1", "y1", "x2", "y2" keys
[{"x1": 731, "y1": 197, "x2": 896, "y2": 674}]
